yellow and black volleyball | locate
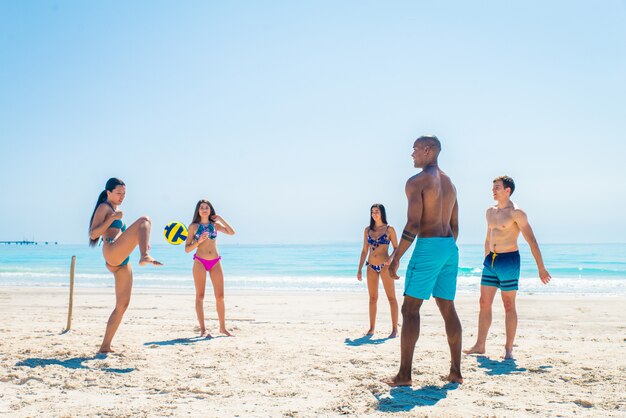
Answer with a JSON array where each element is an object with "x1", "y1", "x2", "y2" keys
[{"x1": 164, "y1": 221, "x2": 188, "y2": 245}]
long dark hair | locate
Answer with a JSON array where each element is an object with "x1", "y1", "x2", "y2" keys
[
  {"x1": 88, "y1": 178, "x2": 125, "y2": 247},
  {"x1": 191, "y1": 199, "x2": 216, "y2": 225},
  {"x1": 369, "y1": 203, "x2": 388, "y2": 231}
]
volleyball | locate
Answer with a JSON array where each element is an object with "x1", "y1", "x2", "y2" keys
[{"x1": 164, "y1": 221, "x2": 188, "y2": 245}]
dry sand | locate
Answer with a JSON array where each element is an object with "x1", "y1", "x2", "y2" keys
[{"x1": 1, "y1": 287, "x2": 625, "y2": 417}]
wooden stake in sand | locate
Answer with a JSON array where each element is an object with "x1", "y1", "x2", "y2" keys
[{"x1": 65, "y1": 256, "x2": 76, "y2": 332}]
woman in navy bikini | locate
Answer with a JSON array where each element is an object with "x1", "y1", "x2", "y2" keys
[
  {"x1": 88, "y1": 177, "x2": 162, "y2": 353},
  {"x1": 357, "y1": 203, "x2": 399, "y2": 338},
  {"x1": 185, "y1": 199, "x2": 236, "y2": 337}
]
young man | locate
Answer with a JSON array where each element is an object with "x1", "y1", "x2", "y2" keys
[
  {"x1": 385, "y1": 135, "x2": 463, "y2": 386},
  {"x1": 464, "y1": 176, "x2": 551, "y2": 359}
]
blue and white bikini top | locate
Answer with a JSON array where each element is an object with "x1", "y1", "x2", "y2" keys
[
  {"x1": 195, "y1": 222, "x2": 217, "y2": 240},
  {"x1": 367, "y1": 225, "x2": 390, "y2": 251}
]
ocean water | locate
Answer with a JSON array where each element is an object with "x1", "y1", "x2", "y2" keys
[{"x1": 0, "y1": 243, "x2": 625, "y2": 295}]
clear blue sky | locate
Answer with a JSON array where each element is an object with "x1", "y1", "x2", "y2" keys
[{"x1": 1, "y1": 1, "x2": 625, "y2": 244}]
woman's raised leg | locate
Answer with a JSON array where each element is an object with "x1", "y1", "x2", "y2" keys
[{"x1": 103, "y1": 216, "x2": 162, "y2": 266}]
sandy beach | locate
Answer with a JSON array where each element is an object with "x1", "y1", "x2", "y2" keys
[{"x1": 1, "y1": 287, "x2": 624, "y2": 417}]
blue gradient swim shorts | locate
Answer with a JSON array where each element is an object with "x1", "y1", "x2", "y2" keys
[{"x1": 481, "y1": 251, "x2": 521, "y2": 291}]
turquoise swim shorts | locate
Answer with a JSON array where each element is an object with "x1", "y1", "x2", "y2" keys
[{"x1": 404, "y1": 237, "x2": 459, "y2": 301}]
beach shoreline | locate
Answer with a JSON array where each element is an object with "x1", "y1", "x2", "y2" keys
[{"x1": 1, "y1": 287, "x2": 625, "y2": 416}]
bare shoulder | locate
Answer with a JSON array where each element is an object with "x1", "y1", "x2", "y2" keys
[
  {"x1": 363, "y1": 226, "x2": 370, "y2": 234},
  {"x1": 90, "y1": 204, "x2": 110, "y2": 228},
  {"x1": 188, "y1": 223, "x2": 199, "y2": 232},
  {"x1": 511, "y1": 205, "x2": 528, "y2": 220},
  {"x1": 511, "y1": 201, "x2": 524, "y2": 213},
  {"x1": 387, "y1": 225, "x2": 397, "y2": 234},
  {"x1": 95, "y1": 202, "x2": 111, "y2": 216},
  {"x1": 407, "y1": 172, "x2": 423, "y2": 184},
  {"x1": 439, "y1": 169, "x2": 457, "y2": 190},
  {"x1": 406, "y1": 172, "x2": 430, "y2": 189},
  {"x1": 439, "y1": 169, "x2": 453, "y2": 181}
]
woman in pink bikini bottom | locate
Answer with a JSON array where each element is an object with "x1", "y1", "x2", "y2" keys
[
  {"x1": 193, "y1": 254, "x2": 221, "y2": 271},
  {"x1": 185, "y1": 199, "x2": 236, "y2": 337}
]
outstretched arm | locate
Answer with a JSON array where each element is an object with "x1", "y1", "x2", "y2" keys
[
  {"x1": 388, "y1": 178, "x2": 423, "y2": 278},
  {"x1": 513, "y1": 210, "x2": 551, "y2": 284}
]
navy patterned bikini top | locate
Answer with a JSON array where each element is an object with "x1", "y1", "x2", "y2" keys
[
  {"x1": 195, "y1": 222, "x2": 217, "y2": 240},
  {"x1": 367, "y1": 226, "x2": 390, "y2": 251}
]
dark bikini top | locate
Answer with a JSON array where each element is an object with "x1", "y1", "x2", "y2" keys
[{"x1": 367, "y1": 225, "x2": 390, "y2": 250}]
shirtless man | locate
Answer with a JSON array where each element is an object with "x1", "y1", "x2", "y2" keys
[
  {"x1": 463, "y1": 176, "x2": 551, "y2": 359},
  {"x1": 385, "y1": 135, "x2": 463, "y2": 386}
]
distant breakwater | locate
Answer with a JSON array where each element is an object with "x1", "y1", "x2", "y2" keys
[{"x1": 0, "y1": 241, "x2": 58, "y2": 245}]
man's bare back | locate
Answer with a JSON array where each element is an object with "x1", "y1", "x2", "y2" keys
[{"x1": 408, "y1": 166, "x2": 458, "y2": 239}]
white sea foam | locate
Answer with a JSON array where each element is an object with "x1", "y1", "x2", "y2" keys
[
  {"x1": 1, "y1": 271, "x2": 624, "y2": 294},
  {"x1": 2, "y1": 243, "x2": 625, "y2": 294}
]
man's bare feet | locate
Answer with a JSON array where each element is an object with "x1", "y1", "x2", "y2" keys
[
  {"x1": 365, "y1": 329, "x2": 375, "y2": 336},
  {"x1": 383, "y1": 375, "x2": 412, "y2": 387},
  {"x1": 98, "y1": 346, "x2": 114, "y2": 353},
  {"x1": 139, "y1": 256, "x2": 163, "y2": 266},
  {"x1": 220, "y1": 328, "x2": 234, "y2": 337},
  {"x1": 446, "y1": 370, "x2": 464, "y2": 384},
  {"x1": 501, "y1": 347, "x2": 514, "y2": 359},
  {"x1": 388, "y1": 330, "x2": 398, "y2": 338},
  {"x1": 462, "y1": 344, "x2": 485, "y2": 355},
  {"x1": 200, "y1": 330, "x2": 212, "y2": 339}
]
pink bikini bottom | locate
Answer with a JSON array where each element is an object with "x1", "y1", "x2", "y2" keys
[{"x1": 194, "y1": 254, "x2": 221, "y2": 271}]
